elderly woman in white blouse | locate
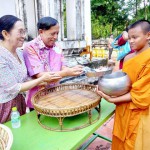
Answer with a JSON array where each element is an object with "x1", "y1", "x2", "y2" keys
[{"x1": 0, "y1": 15, "x2": 61, "y2": 123}]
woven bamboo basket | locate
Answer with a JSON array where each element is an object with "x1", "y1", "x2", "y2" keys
[
  {"x1": 32, "y1": 83, "x2": 101, "y2": 131},
  {"x1": 0, "y1": 124, "x2": 13, "y2": 150}
]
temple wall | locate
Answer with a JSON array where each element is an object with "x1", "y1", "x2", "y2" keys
[{"x1": 0, "y1": 0, "x2": 92, "y2": 51}]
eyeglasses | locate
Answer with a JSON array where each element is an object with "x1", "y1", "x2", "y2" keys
[{"x1": 18, "y1": 29, "x2": 27, "y2": 36}]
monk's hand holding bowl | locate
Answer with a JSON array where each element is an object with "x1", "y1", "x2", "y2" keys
[{"x1": 96, "y1": 85, "x2": 113, "y2": 103}]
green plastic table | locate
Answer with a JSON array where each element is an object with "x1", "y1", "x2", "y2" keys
[{"x1": 5, "y1": 99, "x2": 115, "y2": 150}]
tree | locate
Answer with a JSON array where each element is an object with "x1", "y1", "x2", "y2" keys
[
  {"x1": 91, "y1": 0, "x2": 129, "y2": 38},
  {"x1": 91, "y1": 0, "x2": 150, "y2": 39}
]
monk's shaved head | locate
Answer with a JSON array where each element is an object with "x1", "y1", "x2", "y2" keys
[{"x1": 128, "y1": 20, "x2": 150, "y2": 34}]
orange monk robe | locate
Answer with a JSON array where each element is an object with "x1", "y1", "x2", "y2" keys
[{"x1": 112, "y1": 48, "x2": 150, "y2": 150}]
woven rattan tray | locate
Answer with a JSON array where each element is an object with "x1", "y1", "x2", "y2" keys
[{"x1": 32, "y1": 84, "x2": 101, "y2": 131}]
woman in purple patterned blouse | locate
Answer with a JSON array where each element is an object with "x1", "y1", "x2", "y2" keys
[{"x1": 0, "y1": 15, "x2": 61, "y2": 123}]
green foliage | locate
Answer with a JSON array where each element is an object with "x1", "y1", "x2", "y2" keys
[
  {"x1": 91, "y1": 0, "x2": 150, "y2": 39},
  {"x1": 91, "y1": 17, "x2": 112, "y2": 39},
  {"x1": 130, "y1": 5, "x2": 150, "y2": 23}
]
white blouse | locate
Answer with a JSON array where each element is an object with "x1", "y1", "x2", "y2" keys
[{"x1": 0, "y1": 46, "x2": 28, "y2": 103}]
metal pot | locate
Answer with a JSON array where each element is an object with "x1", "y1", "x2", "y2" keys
[{"x1": 98, "y1": 71, "x2": 131, "y2": 96}]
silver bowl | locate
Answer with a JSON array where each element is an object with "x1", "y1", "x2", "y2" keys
[
  {"x1": 85, "y1": 67, "x2": 113, "y2": 77},
  {"x1": 98, "y1": 71, "x2": 131, "y2": 96}
]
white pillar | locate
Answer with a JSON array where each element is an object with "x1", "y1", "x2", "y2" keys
[
  {"x1": 49, "y1": 0, "x2": 55, "y2": 18},
  {"x1": 15, "y1": 0, "x2": 27, "y2": 27},
  {"x1": 66, "y1": 0, "x2": 77, "y2": 40},
  {"x1": 24, "y1": 0, "x2": 37, "y2": 38},
  {"x1": 76, "y1": 0, "x2": 82, "y2": 40},
  {"x1": 83, "y1": 0, "x2": 91, "y2": 46},
  {"x1": 81, "y1": 0, "x2": 85, "y2": 40},
  {"x1": 53, "y1": 0, "x2": 62, "y2": 41},
  {"x1": 59, "y1": 1, "x2": 64, "y2": 41}
]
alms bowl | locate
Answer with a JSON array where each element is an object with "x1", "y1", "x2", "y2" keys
[{"x1": 98, "y1": 71, "x2": 131, "y2": 96}]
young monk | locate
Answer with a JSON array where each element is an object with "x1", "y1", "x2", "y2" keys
[{"x1": 97, "y1": 20, "x2": 150, "y2": 150}]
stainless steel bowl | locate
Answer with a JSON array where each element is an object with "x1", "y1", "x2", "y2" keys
[
  {"x1": 86, "y1": 67, "x2": 113, "y2": 77},
  {"x1": 98, "y1": 71, "x2": 131, "y2": 96}
]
